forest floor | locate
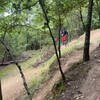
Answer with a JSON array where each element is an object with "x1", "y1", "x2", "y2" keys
[
  {"x1": 32, "y1": 29, "x2": 100, "y2": 100},
  {"x1": 57, "y1": 42, "x2": 100, "y2": 100},
  {"x1": 0, "y1": 29, "x2": 100, "y2": 100}
]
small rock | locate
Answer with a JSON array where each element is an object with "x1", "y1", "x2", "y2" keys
[
  {"x1": 76, "y1": 96, "x2": 80, "y2": 100},
  {"x1": 67, "y1": 82, "x2": 71, "y2": 85},
  {"x1": 96, "y1": 60, "x2": 100, "y2": 63},
  {"x1": 93, "y1": 78, "x2": 95, "y2": 81},
  {"x1": 62, "y1": 92, "x2": 64, "y2": 95},
  {"x1": 80, "y1": 95, "x2": 84, "y2": 98},
  {"x1": 94, "y1": 55, "x2": 97, "y2": 58}
]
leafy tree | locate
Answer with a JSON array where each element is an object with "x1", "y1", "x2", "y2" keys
[{"x1": 0, "y1": 0, "x2": 100, "y2": 99}]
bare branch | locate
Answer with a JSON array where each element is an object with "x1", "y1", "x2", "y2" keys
[
  {"x1": 13, "y1": 0, "x2": 39, "y2": 14},
  {"x1": 3, "y1": 24, "x2": 34, "y2": 40}
]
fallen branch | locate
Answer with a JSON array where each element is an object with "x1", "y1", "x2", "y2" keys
[{"x1": 0, "y1": 56, "x2": 31, "y2": 66}]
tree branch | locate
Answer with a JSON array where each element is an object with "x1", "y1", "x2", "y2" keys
[
  {"x1": 3, "y1": 24, "x2": 33, "y2": 40},
  {"x1": 13, "y1": 0, "x2": 39, "y2": 14}
]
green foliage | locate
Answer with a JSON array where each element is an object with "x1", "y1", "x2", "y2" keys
[
  {"x1": 0, "y1": 0, "x2": 100, "y2": 70},
  {"x1": 91, "y1": 0, "x2": 100, "y2": 29}
]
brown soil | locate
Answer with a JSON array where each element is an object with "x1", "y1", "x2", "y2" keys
[
  {"x1": 58, "y1": 46, "x2": 100, "y2": 100},
  {"x1": 31, "y1": 29, "x2": 100, "y2": 100},
  {"x1": 80, "y1": 46, "x2": 100, "y2": 100},
  {"x1": 32, "y1": 50, "x2": 83, "y2": 100}
]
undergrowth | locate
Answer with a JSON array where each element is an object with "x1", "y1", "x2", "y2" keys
[{"x1": 48, "y1": 81, "x2": 67, "y2": 100}]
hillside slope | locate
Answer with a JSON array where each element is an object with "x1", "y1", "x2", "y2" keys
[
  {"x1": 32, "y1": 29, "x2": 100, "y2": 100},
  {"x1": 1, "y1": 29, "x2": 100, "y2": 100},
  {"x1": 58, "y1": 43, "x2": 100, "y2": 100}
]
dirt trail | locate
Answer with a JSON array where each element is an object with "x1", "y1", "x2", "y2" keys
[
  {"x1": 32, "y1": 51, "x2": 82, "y2": 100},
  {"x1": 58, "y1": 43, "x2": 100, "y2": 100},
  {"x1": 32, "y1": 29, "x2": 100, "y2": 100},
  {"x1": 2, "y1": 68, "x2": 37, "y2": 100},
  {"x1": 1, "y1": 29, "x2": 100, "y2": 100},
  {"x1": 79, "y1": 47, "x2": 100, "y2": 100}
]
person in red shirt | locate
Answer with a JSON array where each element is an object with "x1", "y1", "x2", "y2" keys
[{"x1": 61, "y1": 28, "x2": 68, "y2": 45}]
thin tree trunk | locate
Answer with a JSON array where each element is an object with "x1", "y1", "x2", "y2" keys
[
  {"x1": 1, "y1": 51, "x2": 6, "y2": 65},
  {"x1": 96, "y1": 1, "x2": 100, "y2": 23},
  {"x1": 0, "y1": 80, "x2": 2, "y2": 100},
  {"x1": 98, "y1": 12, "x2": 100, "y2": 23},
  {"x1": 79, "y1": 7, "x2": 86, "y2": 31},
  {"x1": 0, "y1": 39, "x2": 32, "y2": 100},
  {"x1": 39, "y1": 0, "x2": 65, "y2": 81},
  {"x1": 56, "y1": 0, "x2": 61, "y2": 58},
  {"x1": 83, "y1": 0, "x2": 94, "y2": 61}
]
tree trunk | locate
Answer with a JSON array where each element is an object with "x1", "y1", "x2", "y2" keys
[
  {"x1": 79, "y1": 7, "x2": 86, "y2": 31},
  {"x1": 83, "y1": 0, "x2": 94, "y2": 61},
  {"x1": 39, "y1": 0, "x2": 66, "y2": 81},
  {"x1": 1, "y1": 51, "x2": 6, "y2": 65},
  {"x1": 0, "y1": 80, "x2": 2, "y2": 100},
  {"x1": 98, "y1": 12, "x2": 100, "y2": 23},
  {"x1": 56, "y1": 0, "x2": 61, "y2": 58},
  {"x1": 96, "y1": 0, "x2": 100, "y2": 23}
]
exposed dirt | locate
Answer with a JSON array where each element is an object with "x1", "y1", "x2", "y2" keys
[
  {"x1": 1, "y1": 29, "x2": 100, "y2": 100},
  {"x1": 2, "y1": 68, "x2": 37, "y2": 100},
  {"x1": 58, "y1": 46, "x2": 100, "y2": 100},
  {"x1": 32, "y1": 50, "x2": 83, "y2": 100},
  {"x1": 80, "y1": 46, "x2": 100, "y2": 100}
]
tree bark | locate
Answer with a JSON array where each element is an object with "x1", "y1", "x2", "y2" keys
[
  {"x1": 0, "y1": 39, "x2": 32, "y2": 100},
  {"x1": 1, "y1": 51, "x2": 6, "y2": 65},
  {"x1": 56, "y1": 0, "x2": 61, "y2": 58},
  {"x1": 79, "y1": 7, "x2": 86, "y2": 32},
  {"x1": 83, "y1": 0, "x2": 94, "y2": 61},
  {"x1": 39, "y1": 0, "x2": 66, "y2": 81},
  {"x1": 0, "y1": 80, "x2": 2, "y2": 100},
  {"x1": 96, "y1": 0, "x2": 100, "y2": 23}
]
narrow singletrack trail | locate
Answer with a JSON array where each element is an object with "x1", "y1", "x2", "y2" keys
[
  {"x1": 1, "y1": 29, "x2": 100, "y2": 100},
  {"x1": 32, "y1": 29, "x2": 100, "y2": 100},
  {"x1": 32, "y1": 50, "x2": 83, "y2": 100}
]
